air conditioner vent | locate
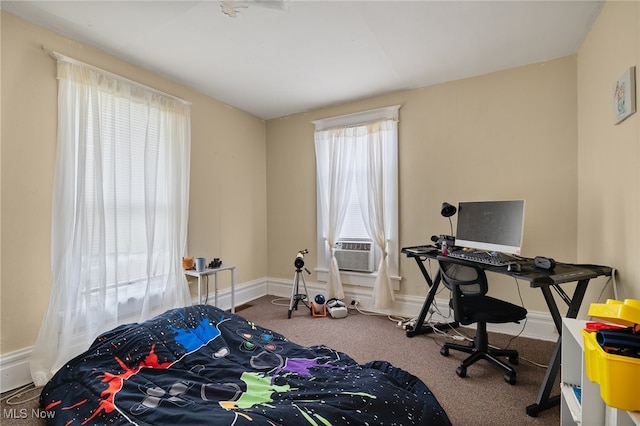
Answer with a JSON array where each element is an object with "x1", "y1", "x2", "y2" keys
[{"x1": 334, "y1": 240, "x2": 374, "y2": 273}]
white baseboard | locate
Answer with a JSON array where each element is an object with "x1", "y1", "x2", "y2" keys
[
  {"x1": 265, "y1": 277, "x2": 559, "y2": 342},
  {"x1": 0, "y1": 347, "x2": 33, "y2": 394},
  {"x1": 197, "y1": 277, "x2": 270, "y2": 311},
  {"x1": 0, "y1": 276, "x2": 558, "y2": 393}
]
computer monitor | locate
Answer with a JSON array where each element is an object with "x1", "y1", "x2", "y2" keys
[{"x1": 454, "y1": 200, "x2": 525, "y2": 255}]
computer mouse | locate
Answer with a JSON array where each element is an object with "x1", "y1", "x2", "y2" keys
[{"x1": 507, "y1": 262, "x2": 521, "y2": 273}]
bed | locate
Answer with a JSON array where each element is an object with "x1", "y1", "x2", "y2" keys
[{"x1": 40, "y1": 304, "x2": 451, "y2": 425}]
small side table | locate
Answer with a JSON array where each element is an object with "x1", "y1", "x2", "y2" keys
[{"x1": 185, "y1": 264, "x2": 236, "y2": 312}]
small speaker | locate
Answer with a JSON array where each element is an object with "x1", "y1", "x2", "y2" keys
[{"x1": 534, "y1": 256, "x2": 556, "y2": 270}]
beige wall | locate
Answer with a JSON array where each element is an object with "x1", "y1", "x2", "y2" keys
[
  {"x1": 264, "y1": 0, "x2": 640, "y2": 319},
  {"x1": 0, "y1": 12, "x2": 267, "y2": 355},
  {"x1": 4, "y1": 0, "x2": 640, "y2": 362},
  {"x1": 267, "y1": 55, "x2": 592, "y2": 315},
  {"x1": 578, "y1": 0, "x2": 640, "y2": 302}
]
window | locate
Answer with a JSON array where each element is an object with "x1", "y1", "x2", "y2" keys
[
  {"x1": 313, "y1": 106, "x2": 400, "y2": 307},
  {"x1": 30, "y1": 54, "x2": 192, "y2": 386}
]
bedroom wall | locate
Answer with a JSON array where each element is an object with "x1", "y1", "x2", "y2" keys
[
  {"x1": 0, "y1": 12, "x2": 268, "y2": 356},
  {"x1": 264, "y1": 1, "x2": 640, "y2": 318},
  {"x1": 4, "y1": 0, "x2": 639, "y2": 388},
  {"x1": 266, "y1": 55, "x2": 611, "y2": 317},
  {"x1": 577, "y1": 0, "x2": 640, "y2": 302}
]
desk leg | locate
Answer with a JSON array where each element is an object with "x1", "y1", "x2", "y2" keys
[
  {"x1": 565, "y1": 279, "x2": 589, "y2": 319},
  {"x1": 526, "y1": 337, "x2": 561, "y2": 416},
  {"x1": 406, "y1": 263, "x2": 457, "y2": 337},
  {"x1": 198, "y1": 275, "x2": 202, "y2": 305},
  {"x1": 526, "y1": 279, "x2": 589, "y2": 417},
  {"x1": 415, "y1": 258, "x2": 434, "y2": 288}
]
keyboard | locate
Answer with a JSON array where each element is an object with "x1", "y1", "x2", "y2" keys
[{"x1": 447, "y1": 250, "x2": 515, "y2": 267}]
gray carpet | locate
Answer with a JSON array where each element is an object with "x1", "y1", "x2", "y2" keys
[{"x1": 1, "y1": 295, "x2": 561, "y2": 425}]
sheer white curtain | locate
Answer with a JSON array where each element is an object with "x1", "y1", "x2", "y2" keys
[
  {"x1": 354, "y1": 119, "x2": 397, "y2": 308},
  {"x1": 30, "y1": 56, "x2": 192, "y2": 386},
  {"x1": 315, "y1": 118, "x2": 397, "y2": 304},
  {"x1": 314, "y1": 128, "x2": 356, "y2": 300}
]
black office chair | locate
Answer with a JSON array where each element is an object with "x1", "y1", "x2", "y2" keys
[{"x1": 437, "y1": 256, "x2": 528, "y2": 385}]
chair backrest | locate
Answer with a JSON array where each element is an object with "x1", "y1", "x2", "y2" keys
[{"x1": 437, "y1": 256, "x2": 489, "y2": 323}]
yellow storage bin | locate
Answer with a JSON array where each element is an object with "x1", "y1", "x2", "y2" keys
[
  {"x1": 588, "y1": 299, "x2": 640, "y2": 327},
  {"x1": 583, "y1": 299, "x2": 640, "y2": 411},
  {"x1": 582, "y1": 329, "x2": 640, "y2": 411}
]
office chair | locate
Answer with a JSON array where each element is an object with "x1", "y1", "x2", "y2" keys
[{"x1": 437, "y1": 256, "x2": 528, "y2": 385}]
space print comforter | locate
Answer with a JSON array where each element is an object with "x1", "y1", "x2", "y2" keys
[{"x1": 40, "y1": 304, "x2": 451, "y2": 425}]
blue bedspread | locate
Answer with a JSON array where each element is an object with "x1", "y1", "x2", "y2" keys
[{"x1": 40, "y1": 305, "x2": 451, "y2": 425}]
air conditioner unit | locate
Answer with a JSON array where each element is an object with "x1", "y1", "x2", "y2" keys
[{"x1": 334, "y1": 240, "x2": 375, "y2": 273}]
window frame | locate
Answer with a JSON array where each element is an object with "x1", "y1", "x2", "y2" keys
[{"x1": 313, "y1": 105, "x2": 400, "y2": 289}]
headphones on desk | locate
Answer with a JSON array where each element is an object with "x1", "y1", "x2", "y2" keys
[{"x1": 534, "y1": 256, "x2": 556, "y2": 270}]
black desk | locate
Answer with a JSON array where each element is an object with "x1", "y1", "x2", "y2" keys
[{"x1": 401, "y1": 245, "x2": 612, "y2": 417}]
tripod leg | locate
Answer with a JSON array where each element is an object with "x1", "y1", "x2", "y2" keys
[
  {"x1": 300, "y1": 272, "x2": 311, "y2": 313},
  {"x1": 288, "y1": 272, "x2": 299, "y2": 319}
]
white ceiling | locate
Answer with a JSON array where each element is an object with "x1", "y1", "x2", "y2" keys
[{"x1": 2, "y1": 0, "x2": 604, "y2": 120}]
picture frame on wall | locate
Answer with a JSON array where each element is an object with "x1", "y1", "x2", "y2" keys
[{"x1": 613, "y1": 66, "x2": 636, "y2": 124}]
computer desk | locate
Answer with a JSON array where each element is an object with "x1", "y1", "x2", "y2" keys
[{"x1": 401, "y1": 245, "x2": 613, "y2": 417}]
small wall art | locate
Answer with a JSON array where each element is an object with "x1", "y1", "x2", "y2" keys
[{"x1": 613, "y1": 66, "x2": 636, "y2": 124}]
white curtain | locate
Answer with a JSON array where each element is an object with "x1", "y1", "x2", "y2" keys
[
  {"x1": 314, "y1": 128, "x2": 356, "y2": 300},
  {"x1": 354, "y1": 120, "x2": 397, "y2": 308},
  {"x1": 30, "y1": 57, "x2": 192, "y2": 386},
  {"x1": 315, "y1": 119, "x2": 396, "y2": 304}
]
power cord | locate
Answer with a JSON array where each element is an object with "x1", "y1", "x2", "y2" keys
[
  {"x1": 496, "y1": 276, "x2": 528, "y2": 351},
  {"x1": 349, "y1": 300, "x2": 388, "y2": 317},
  {"x1": 595, "y1": 268, "x2": 620, "y2": 302},
  {"x1": 0, "y1": 382, "x2": 41, "y2": 405},
  {"x1": 270, "y1": 297, "x2": 293, "y2": 307}
]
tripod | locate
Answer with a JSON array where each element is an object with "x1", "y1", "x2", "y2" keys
[{"x1": 288, "y1": 265, "x2": 311, "y2": 318}]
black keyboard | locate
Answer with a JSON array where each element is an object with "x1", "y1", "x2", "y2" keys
[{"x1": 447, "y1": 250, "x2": 515, "y2": 267}]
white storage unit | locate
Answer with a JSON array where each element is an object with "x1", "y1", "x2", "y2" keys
[{"x1": 560, "y1": 318, "x2": 640, "y2": 426}]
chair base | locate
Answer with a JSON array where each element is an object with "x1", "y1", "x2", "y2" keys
[{"x1": 440, "y1": 326, "x2": 520, "y2": 385}]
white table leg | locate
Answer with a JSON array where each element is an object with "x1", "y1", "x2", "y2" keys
[
  {"x1": 214, "y1": 271, "x2": 219, "y2": 308},
  {"x1": 231, "y1": 269, "x2": 235, "y2": 313}
]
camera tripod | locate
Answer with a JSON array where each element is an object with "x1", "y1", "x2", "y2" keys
[{"x1": 288, "y1": 265, "x2": 311, "y2": 319}]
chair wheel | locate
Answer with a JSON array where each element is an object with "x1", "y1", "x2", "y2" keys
[
  {"x1": 504, "y1": 372, "x2": 516, "y2": 385},
  {"x1": 456, "y1": 366, "x2": 467, "y2": 378},
  {"x1": 508, "y1": 354, "x2": 519, "y2": 365},
  {"x1": 440, "y1": 346, "x2": 449, "y2": 356}
]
